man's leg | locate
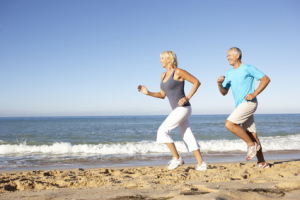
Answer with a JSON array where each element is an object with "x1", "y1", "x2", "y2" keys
[
  {"x1": 245, "y1": 131, "x2": 266, "y2": 164},
  {"x1": 242, "y1": 114, "x2": 267, "y2": 165},
  {"x1": 225, "y1": 120, "x2": 254, "y2": 146},
  {"x1": 226, "y1": 101, "x2": 259, "y2": 146},
  {"x1": 226, "y1": 101, "x2": 261, "y2": 161}
]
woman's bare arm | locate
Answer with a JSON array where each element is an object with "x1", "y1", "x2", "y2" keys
[
  {"x1": 137, "y1": 73, "x2": 166, "y2": 99},
  {"x1": 175, "y1": 68, "x2": 200, "y2": 105}
]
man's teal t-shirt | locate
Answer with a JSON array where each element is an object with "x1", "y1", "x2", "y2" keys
[{"x1": 222, "y1": 63, "x2": 265, "y2": 108}]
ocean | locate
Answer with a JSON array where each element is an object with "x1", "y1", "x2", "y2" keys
[{"x1": 0, "y1": 114, "x2": 299, "y2": 171}]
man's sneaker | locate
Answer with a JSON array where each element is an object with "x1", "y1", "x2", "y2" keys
[
  {"x1": 167, "y1": 157, "x2": 184, "y2": 170},
  {"x1": 246, "y1": 142, "x2": 260, "y2": 161},
  {"x1": 257, "y1": 162, "x2": 270, "y2": 169},
  {"x1": 195, "y1": 162, "x2": 207, "y2": 171}
]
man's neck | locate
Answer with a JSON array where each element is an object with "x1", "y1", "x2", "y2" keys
[{"x1": 233, "y1": 61, "x2": 242, "y2": 69}]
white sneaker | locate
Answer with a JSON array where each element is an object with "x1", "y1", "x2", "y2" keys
[
  {"x1": 257, "y1": 162, "x2": 270, "y2": 169},
  {"x1": 195, "y1": 162, "x2": 207, "y2": 171},
  {"x1": 246, "y1": 142, "x2": 261, "y2": 161},
  {"x1": 167, "y1": 157, "x2": 184, "y2": 170}
]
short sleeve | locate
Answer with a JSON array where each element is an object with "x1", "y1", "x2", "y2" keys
[
  {"x1": 222, "y1": 71, "x2": 231, "y2": 89},
  {"x1": 248, "y1": 65, "x2": 265, "y2": 81}
]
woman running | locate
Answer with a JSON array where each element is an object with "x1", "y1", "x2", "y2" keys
[{"x1": 137, "y1": 51, "x2": 207, "y2": 171}]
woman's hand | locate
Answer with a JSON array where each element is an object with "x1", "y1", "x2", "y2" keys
[
  {"x1": 178, "y1": 97, "x2": 189, "y2": 106},
  {"x1": 138, "y1": 85, "x2": 149, "y2": 95}
]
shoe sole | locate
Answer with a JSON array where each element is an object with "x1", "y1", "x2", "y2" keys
[
  {"x1": 195, "y1": 167, "x2": 207, "y2": 172},
  {"x1": 260, "y1": 165, "x2": 270, "y2": 169},
  {"x1": 257, "y1": 164, "x2": 270, "y2": 169}
]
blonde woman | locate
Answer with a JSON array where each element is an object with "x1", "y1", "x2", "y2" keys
[{"x1": 138, "y1": 51, "x2": 207, "y2": 171}]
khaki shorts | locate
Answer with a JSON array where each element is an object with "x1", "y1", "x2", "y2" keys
[{"x1": 227, "y1": 101, "x2": 258, "y2": 133}]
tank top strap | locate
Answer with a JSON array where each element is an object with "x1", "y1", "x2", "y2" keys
[
  {"x1": 168, "y1": 68, "x2": 176, "y2": 81},
  {"x1": 162, "y1": 72, "x2": 166, "y2": 80},
  {"x1": 171, "y1": 68, "x2": 176, "y2": 76}
]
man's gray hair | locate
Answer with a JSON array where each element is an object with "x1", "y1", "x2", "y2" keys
[{"x1": 229, "y1": 47, "x2": 242, "y2": 61}]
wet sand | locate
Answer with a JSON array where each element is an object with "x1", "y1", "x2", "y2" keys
[
  {"x1": 1, "y1": 150, "x2": 299, "y2": 173},
  {"x1": 1, "y1": 159, "x2": 300, "y2": 199}
]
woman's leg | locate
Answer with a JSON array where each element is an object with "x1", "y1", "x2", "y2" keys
[
  {"x1": 166, "y1": 143, "x2": 180, "y2": 159},
  {"x1": 192, "y1": 149, "x2": 204, "y2": 165},
  {"x1": 177, "y1": 114, "x2": 204, "y2": 165},
  {"x1": 157, "y1": 107, "x2": 191, "y2": 157}
]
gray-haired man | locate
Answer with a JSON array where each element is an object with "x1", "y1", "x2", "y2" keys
[{"x1": 217, "y1": 47, "x2": 270, "y2": 168}]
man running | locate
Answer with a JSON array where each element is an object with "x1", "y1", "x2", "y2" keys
[{"x1": 217, "y1": 47, "x2": 270, "y2": 168}]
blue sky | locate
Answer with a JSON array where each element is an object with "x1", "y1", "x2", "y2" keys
[{"x1": 0, "y1": 0, "x2": 299, "y2": 117}]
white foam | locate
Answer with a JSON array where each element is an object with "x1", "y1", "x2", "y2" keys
[{"x1": 0, "y1": 134, "x2": 299, "y2": 156}]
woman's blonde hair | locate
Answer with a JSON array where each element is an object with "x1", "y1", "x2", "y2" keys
[{"x1": 160, "y1": 51, "x2": 178, "y2": 69}]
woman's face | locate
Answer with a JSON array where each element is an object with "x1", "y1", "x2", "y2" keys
[{"x1": 160, "y1": 56, "x2": 170, "y2": 68}]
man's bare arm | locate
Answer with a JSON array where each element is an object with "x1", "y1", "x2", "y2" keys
[
  {"x1": 245, "y1": 75, "x2": 271, "y2": 100},
  {"x1": 217, "y1": 75, "x2": 228, "y2": 96}
]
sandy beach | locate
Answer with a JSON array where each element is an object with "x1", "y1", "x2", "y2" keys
[{"x1": 0, "y1": 159, "x2": 300, "y2": 200}]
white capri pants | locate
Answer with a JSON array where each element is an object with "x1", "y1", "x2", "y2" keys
[{"x1": 156, "y1": 106, "x2": 200, "y2": 152}]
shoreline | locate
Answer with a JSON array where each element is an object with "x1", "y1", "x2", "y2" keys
[
  {"x1": 1, "y1": 158, "x2": 300, "y2": 199},
  {"x1": 1, "y1": 158, "x2": 299, "y2": 174},
  {"x1": 1, "y1": 150, "x2": 299, "y2": 173}
]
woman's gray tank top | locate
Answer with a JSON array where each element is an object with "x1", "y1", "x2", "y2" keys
[{"x1": 160, "y1": 69, "x2": 191, "y2": 110}]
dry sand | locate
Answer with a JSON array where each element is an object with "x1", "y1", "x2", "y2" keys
[{"x1": 1, "y1": 159, "x2": 300, "y2": 200}]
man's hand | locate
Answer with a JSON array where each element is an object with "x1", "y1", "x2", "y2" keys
[
  {"x1": 178, "y1": 97, "x2": 189, "y2": 106},
  {"x1": 217, "y1": 76, "x2": 225, "y2": 85},
  {"x1": 245, "y1": 93, "x2": 257, "y2": 101},
  {"x1": 217, "y1": 75, "x2": 228, "y2": 96}
]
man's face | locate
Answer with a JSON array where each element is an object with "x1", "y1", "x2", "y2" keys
[{"x1": 227, "y1": 50, "x2": 239, "y2": 66}]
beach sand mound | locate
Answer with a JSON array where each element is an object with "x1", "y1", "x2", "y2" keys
[{"x1": 0, "y1": 160, "x2": 300, "y2": 199}]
